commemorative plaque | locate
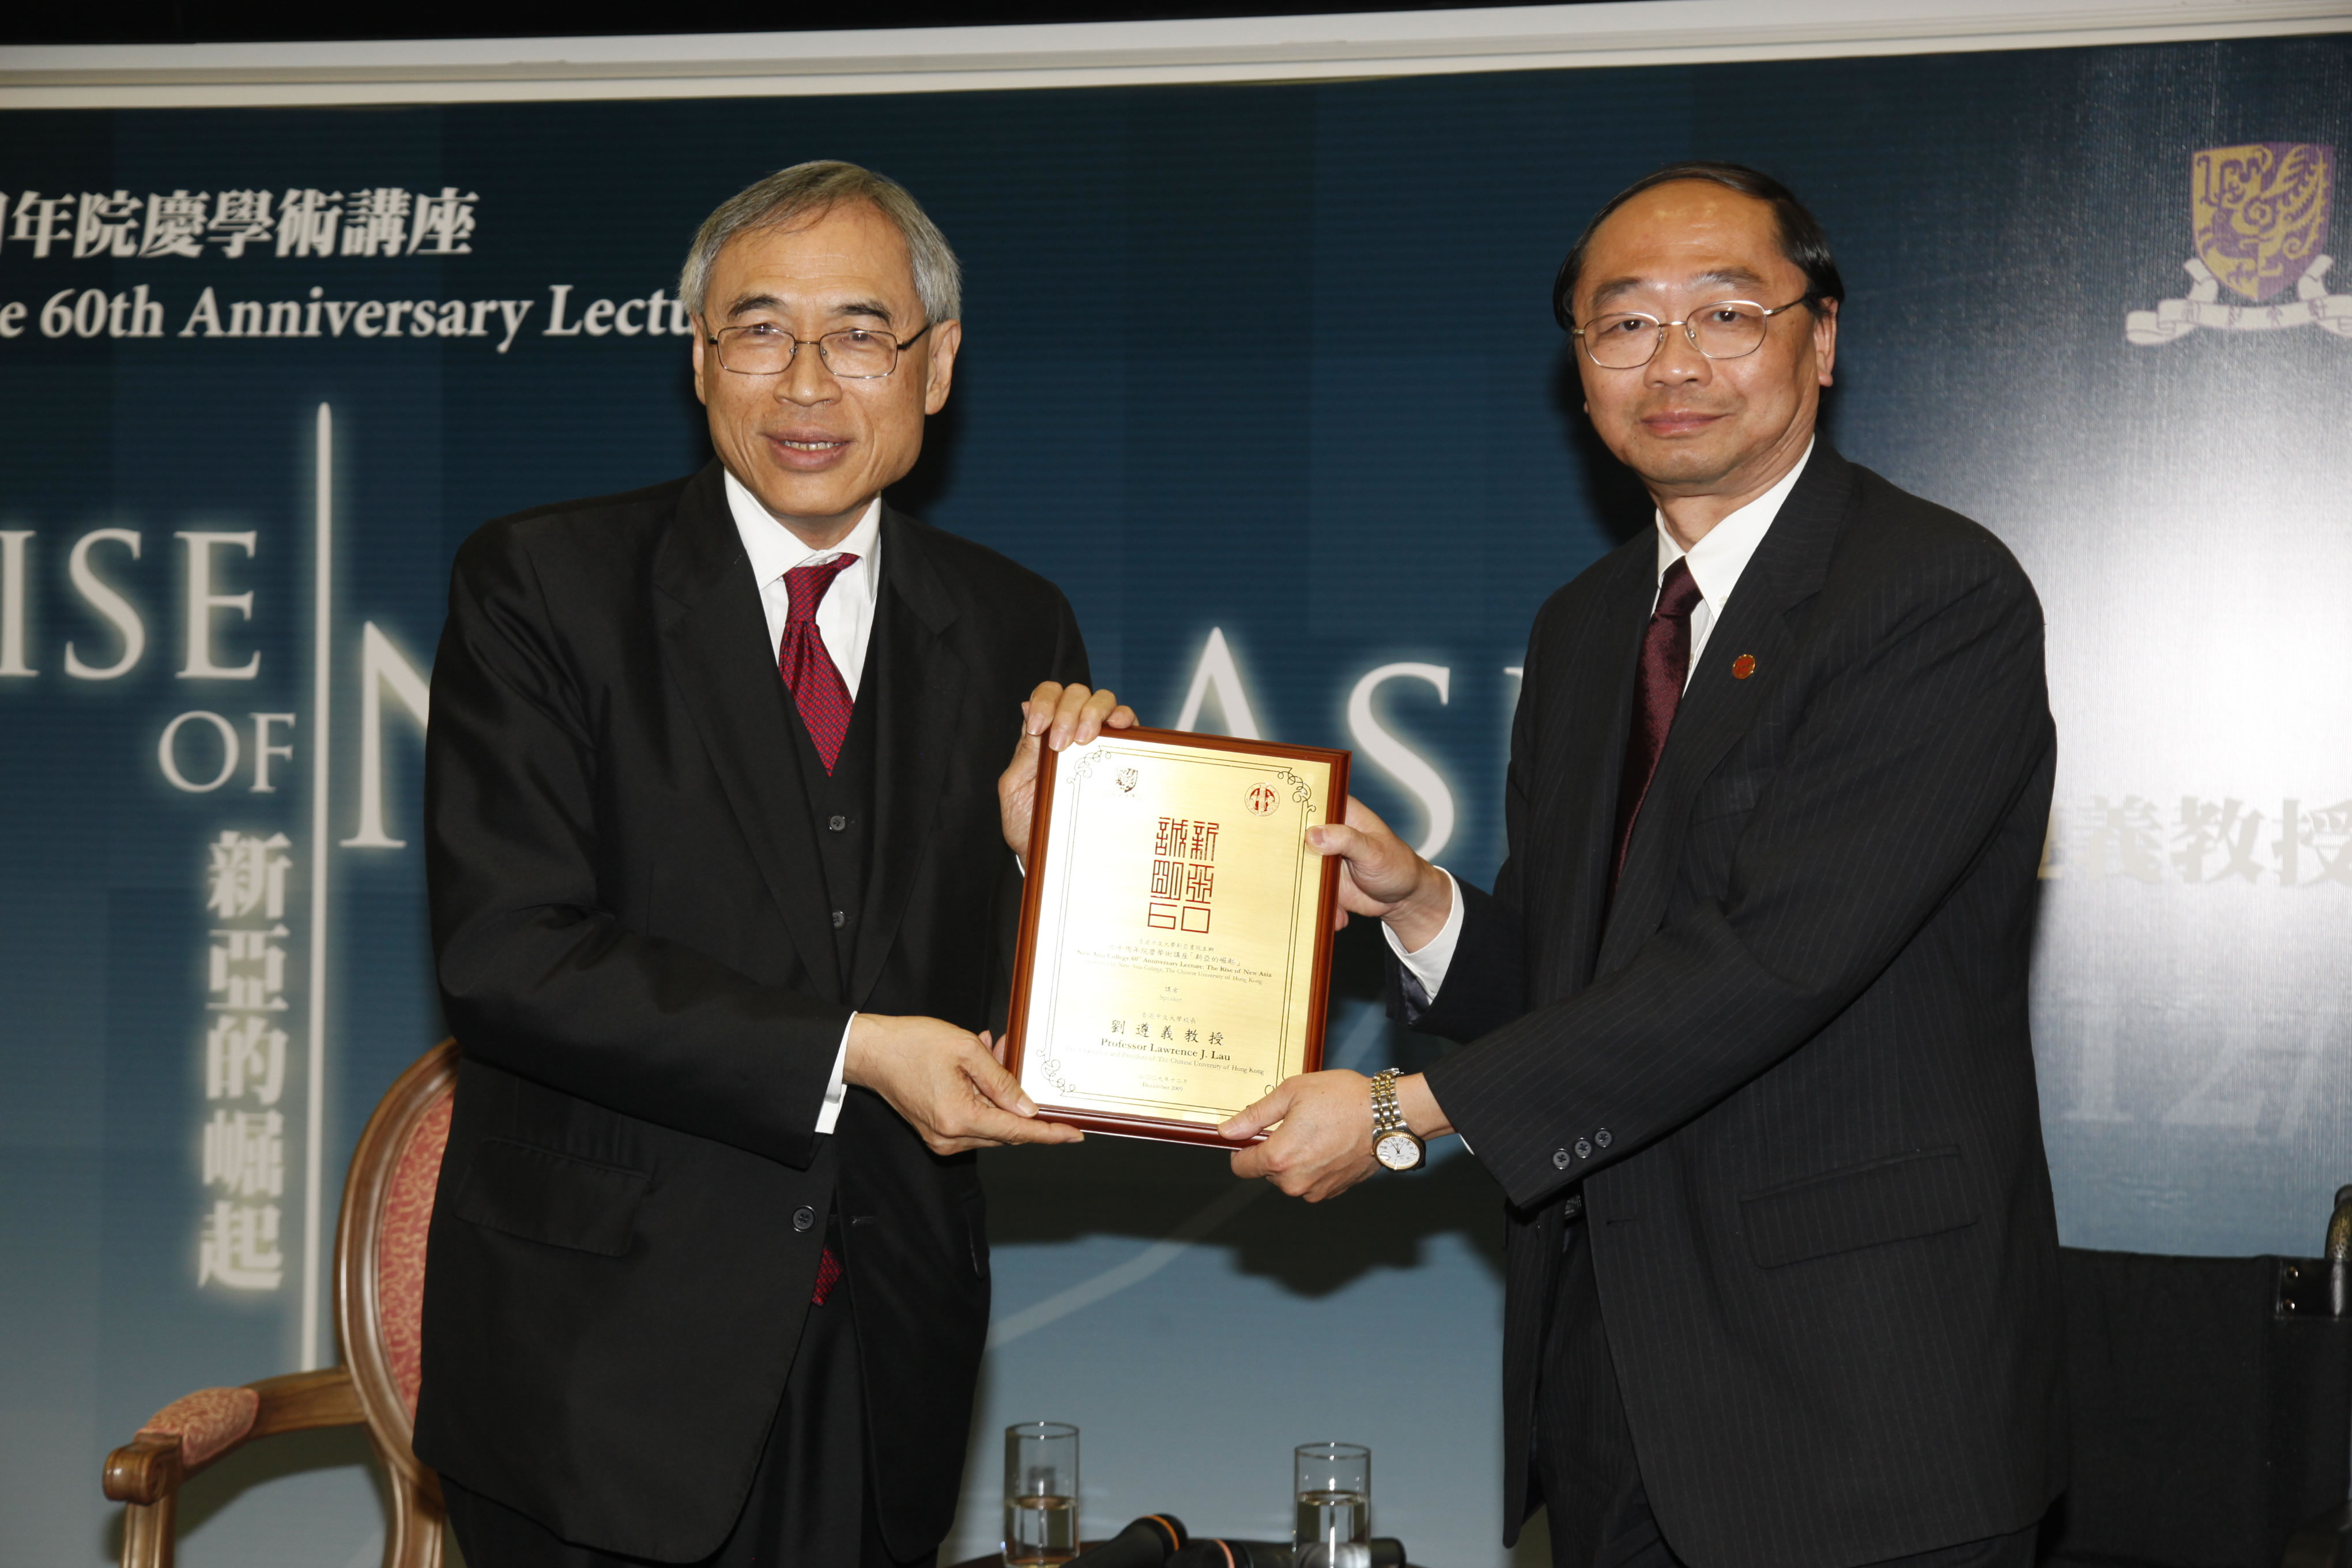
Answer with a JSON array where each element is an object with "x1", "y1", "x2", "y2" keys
[{"x1": 1004, "y1": 727, "x2": 1351, "y2": 1146}]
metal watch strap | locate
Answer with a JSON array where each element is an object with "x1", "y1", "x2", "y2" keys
[{"x1": 1370, "y1": 1068, "x2": 1407, "y2": 1139}]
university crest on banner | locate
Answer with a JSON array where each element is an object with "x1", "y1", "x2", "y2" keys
[{"x1": 2126, "y1": 143, "x2": 2352, "y2": 344}]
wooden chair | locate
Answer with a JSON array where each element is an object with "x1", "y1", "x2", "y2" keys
[{"x1": 104, "y1": 1039, "x2": 459, "y2": 1568}]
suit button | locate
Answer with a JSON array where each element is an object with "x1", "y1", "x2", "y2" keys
[
  {"x1": 1574, "y1": 1137, "x2": 1593, "y2": 1159},
  {"x1": 828, "y1": 815, "x2": 847, "y2": 832},
  {"x1": 792, "y1": 1206, "x2": 816, "y2": 1232},
  {"x1": 831, "y1": 909, "x2": 847, "y2": 929},
  {"x1": 1553, "y1": 1148, "x2": 1571, "y2": 1170},
  {"x1": 1595, "y1": 1128, "x2": 1612, "y2": 1149}
]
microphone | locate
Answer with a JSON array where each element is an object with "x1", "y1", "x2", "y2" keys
[
  {"x1": 1066, "y1": 1514, "x2": 1189, "y2": 1568},
  {"x1": 1167, "y1": 1540, "x2": 1407, "y2": 1568}
]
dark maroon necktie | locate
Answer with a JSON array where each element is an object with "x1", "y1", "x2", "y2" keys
[
  {"x1": 778, "y1": 555, "x2": 858, "y2": 773},
  {"x1": 1610, "y1": 557, "x2": 1704, "y2": 899},
  {"x1": 779, "y1": 553, "x2": 858, "y2": 1304}
]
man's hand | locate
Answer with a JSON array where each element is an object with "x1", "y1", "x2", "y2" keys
[
  {"x1": 999, "y1": 682, "x2": 1139, "y2": 857},
  {"x1": 1220, "y1": 1070, "x2": 1382, "y2": 1201},
  {"x1": 1307, "y1": 796, "x2": 1452, "y2": 948},
  {"x1": 846, "y1": 1014, "x2": 1083, "y2": 1155}
]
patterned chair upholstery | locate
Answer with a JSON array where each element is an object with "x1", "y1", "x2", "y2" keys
[{"x1": 104, "y1": 1040, "x2": 459, "y2": 1568}]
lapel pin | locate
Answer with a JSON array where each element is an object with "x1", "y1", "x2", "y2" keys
[{"x1": 1731, "y1": 654, "x2": 1757, "y2": 680}]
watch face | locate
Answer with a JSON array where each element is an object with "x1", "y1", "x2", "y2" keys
[{"x1": 1376, "y1": 1130, "x2": 1424, "y2": 1171}]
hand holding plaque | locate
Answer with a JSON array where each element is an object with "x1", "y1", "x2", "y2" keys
[
  {"x1": 1002, "y1": 728, "x2": 1350, "y2": 1145},
  {"x1": 1000, "y1": 680, "x2": 1141, "y2": 859}
]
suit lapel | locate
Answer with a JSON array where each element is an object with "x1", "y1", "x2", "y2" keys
[
  {"x1": 1596, "y1": 444, "x2": 1855, "y2": 974},
  {"x1": 653, "y1": 463, "x2": 845, "y2": 1005},
  {"x1": 847, "y1": 507, "x2": 967, "y2": 1007},
  {"x1": 1533, "y1": 543, "x2": 1655, "y2": 998}
]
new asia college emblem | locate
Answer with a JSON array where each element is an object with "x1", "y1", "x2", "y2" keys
[{"x1": 2126, "y1": 143, "x2": 2352, "y2": 344}]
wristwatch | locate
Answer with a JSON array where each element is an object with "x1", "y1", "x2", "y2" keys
[{"x1": 1369, "y1": 1068, "x2": 1426, "y2": 1172}]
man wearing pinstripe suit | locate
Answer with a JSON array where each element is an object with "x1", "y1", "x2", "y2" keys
[{"x1": 1223, "y1": 164, "x2": 2066, "y2": 1567}]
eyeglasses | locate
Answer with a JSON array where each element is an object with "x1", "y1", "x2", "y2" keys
[
  {"x1": 706, "y1": 320, "x2": 934, "y2": 379},
  {"x1": 1572, "y1": 297, "x2": 1811, "y2": 370}
]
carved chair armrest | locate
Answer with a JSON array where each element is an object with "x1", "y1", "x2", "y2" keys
[
  {"x1": 103, "y1": 1433, "x2": 188, "y2": 1509},
  {"x1": 104, "y1": 1369, "x2": 363, "y2": 1505},
  {"x1": 244, "y1": 1368, "x2": 365, "y2": 1440}
]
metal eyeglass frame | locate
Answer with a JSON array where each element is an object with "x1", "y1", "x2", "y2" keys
[
  {"x1": 705, "y1": 319, "x2": 935, "y2": 379},
  {"x1": 1571, "y1": 297, "x2": 1812, "y2": 370}
]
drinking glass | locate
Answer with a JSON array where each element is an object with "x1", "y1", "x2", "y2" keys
[
  {"x1": 1004, "y1": 1421, "x2": 1080, "y2": 1566},
  {"x1": 1293, "y1": 1441, "x2": 1370, "y2": 1568}
]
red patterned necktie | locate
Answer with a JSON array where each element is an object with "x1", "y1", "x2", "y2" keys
[
  {"x1": 1610, "y1": 557, "x2": 1704, "y2": 899},
  {"x1": 778, "y1": 555, "x2": 859, "y2": 772},
  {"x1": 811, "y1": 1243, "x2": 844, "y2": 1307}
]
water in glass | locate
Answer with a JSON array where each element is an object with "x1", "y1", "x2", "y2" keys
[
  {"x1": 1294, "y1": 1489, "x2": 1371, "y2": 1568},
  {"x1": 1005, "y1": 1492, "x2": 1078, "y2": 1566}
]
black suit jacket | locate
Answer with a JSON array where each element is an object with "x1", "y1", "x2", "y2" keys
[
  {"x1": 413, "y1": 463, "x2": 1087, "y2": 1563},
  {"x1": 1414, "y1": 444, "x2": 2066, "y2": 1567}
]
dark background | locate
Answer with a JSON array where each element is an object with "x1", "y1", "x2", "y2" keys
[{"x1": 3, "y1": 29, "x2": 2347, "y2": 1567}]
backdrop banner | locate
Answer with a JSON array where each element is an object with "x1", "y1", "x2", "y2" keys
[{"x1": 3, "y1": 33, "x2": 2347, "y2": 1568}]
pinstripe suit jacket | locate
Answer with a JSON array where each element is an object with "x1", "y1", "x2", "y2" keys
[{"x1": 1413, "y1": 443, "x2": 2067, "y2": 1567}]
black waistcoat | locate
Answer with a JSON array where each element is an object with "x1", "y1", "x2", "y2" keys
[{"x1": 785, "y1": 667, "x2": 877, "y2": 994}]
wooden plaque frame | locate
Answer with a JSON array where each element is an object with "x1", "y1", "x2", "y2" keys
[{"x1": 1002, "y1": 726, "x2": 1350, "y2": 1146}]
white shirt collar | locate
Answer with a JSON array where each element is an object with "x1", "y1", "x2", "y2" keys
[
  {"x1": 1653, "y1": 437, "x2": 1814, "y2": 613},
  {"x1": 722, "y1": 469, "x2": 883, "y2": 597}
]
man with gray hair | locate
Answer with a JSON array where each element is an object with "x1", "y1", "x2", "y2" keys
[{"x1": 415, "y1": 161, "x2": 1126, "y2": 1567}]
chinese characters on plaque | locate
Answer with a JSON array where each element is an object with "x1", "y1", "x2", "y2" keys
[{"x1": 1148, "y1": 816, "x2": 1219, "y2": 934}]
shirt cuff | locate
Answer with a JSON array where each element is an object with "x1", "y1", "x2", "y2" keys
[
  {"x1": 815, "y1": 1015, "x2": 854, "y2": 1135},
  {"x1": 1381, "y1": 868, "x2": 1463, "y2": 1000}
]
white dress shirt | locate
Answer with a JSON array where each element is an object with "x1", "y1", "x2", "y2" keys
[
  {"x1": 723, "y1": 470, "x2": 885, "y2": 1136},
  {"x1": 1388, "y1": 440, "x2": 1813, "y2": 1000}
]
